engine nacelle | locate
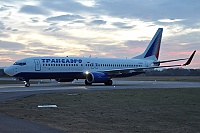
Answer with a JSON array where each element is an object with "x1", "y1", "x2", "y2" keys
[
  {"x1": 55, "y1": 79, "x2": 74, "y2": 82},
  {"x1": 86, "y1": 72, "x2": 110, "y2": 83}
]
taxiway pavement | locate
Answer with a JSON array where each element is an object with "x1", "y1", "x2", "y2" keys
[{"x1": 0, "y1": 80, "x2": 200, "y2": 133}]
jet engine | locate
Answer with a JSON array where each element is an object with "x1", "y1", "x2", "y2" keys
[{"x1": 86, "y1": 72, "x2": 112, "y2": 85}]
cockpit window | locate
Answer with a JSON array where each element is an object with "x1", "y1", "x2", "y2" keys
[{"x1": 13, "y1": 62, "x2": 26, "y2": 66}]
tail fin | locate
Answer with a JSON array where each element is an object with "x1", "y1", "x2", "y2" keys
[{"x1": 133, "y1": 28, "x2": 163, "y2": 61}]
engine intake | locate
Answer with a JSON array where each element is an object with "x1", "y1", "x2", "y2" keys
[{"x1": 86, "y1": 72, "x2": 110, "y2": 83}]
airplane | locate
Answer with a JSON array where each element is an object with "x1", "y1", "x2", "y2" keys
[{"x1": 4, "y1": 28, "x2": 196, "y2": 87}]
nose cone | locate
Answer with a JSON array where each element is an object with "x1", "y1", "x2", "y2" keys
[{"x1": 4, "y1": 66, "x2": 14, "y2": 76}]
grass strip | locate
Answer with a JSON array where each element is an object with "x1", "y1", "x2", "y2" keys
[{"x1": 0, "y1": 88, "x2": 200, "y2": 132}]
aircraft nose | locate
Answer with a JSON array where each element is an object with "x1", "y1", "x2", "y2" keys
[{"x1": 4, "y1": 66, "x2": 14, "y2": 76}]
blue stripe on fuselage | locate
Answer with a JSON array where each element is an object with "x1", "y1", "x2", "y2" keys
[{"x1": 14, "y1": 72, "x2": 85, "y2": 79}]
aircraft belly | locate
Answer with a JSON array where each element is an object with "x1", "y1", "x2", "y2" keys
[{"x1": 14, "y1": 72, "x2": 85, "y2": 79}]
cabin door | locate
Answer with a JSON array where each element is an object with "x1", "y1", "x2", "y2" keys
[{"x1": 34, "y1": 59, "x2": 41, "y2": 71}]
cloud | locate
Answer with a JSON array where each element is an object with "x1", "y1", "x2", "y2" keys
[
  {"x1": 89, "y1": 20, "x2": 106, "y2": 25},
  {"x1": 26, "y1": 42, "x2": 65, "y2": 51},
  {"x1": 124, "y1": 40, "x2": 149, "y2": 55},
  {"x1": 124, "y1": 40, "x2": 148, "y2": 47},
  {"x1": 112, "y1": 22, "x2": 135, "y2": 29},
  {"x1": 43, "y1": 27, "x2": 61, "y2": 32},
  {"x1": 30, "y1": 18, "x2": 39, "y2": 23},
  {"x1": 27, "y1": 42, "x2": 46, "y2": 47},
  {"x1": 158, "y1": 19, "x2": 185, "y2": 23},
  {"x1": 6, "y1": 27, "x2": 18, "y2": 32},
  {"x1": 0, "y1": 21, "x2": 6, "y2": 30},
  {"x1": 19, "y1": 5, "x2": 50, "y2": 15},
  {"x1": 0, "y1": 40, "x2": 25, "y2": 50},
  {"x1": 20, "y1": 42, "x2": 65, "y2": 56},
  {"x1": 73, "y1": 20, "x2": 86, "y2": 24},
  {"x1": 0, "y1": 6, "x2": 8, "y2": 11},
  {"x1": 0, "y1": 0, "x2": 199, "y2": 68},
  {"x1": 41, "y1": 0, "x2": 93, "y2": 13},
  {"x1": 20, "y1": 49, "x2": 56, "y2": 56},
  {"x1": 0, "y1": 33, "x2": 9, "y2": 38},
  {"x1": 0, "y1": 4, "x2": 14, "y2": 11},
  {"x1": 46, "y1": 14, "x2": 84, "y2": 22},
  {"x1": 95, "y1": 0, "x2": 200, "y2": 25}
]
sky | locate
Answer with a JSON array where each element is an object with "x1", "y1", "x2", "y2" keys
[{"x1": 0, "y1": 0, "x2": 199, "y2": 68}]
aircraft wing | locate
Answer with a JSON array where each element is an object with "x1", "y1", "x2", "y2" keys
[
  {"x1": 153, "y1": 50, "x2": 196, "y2": 65},
  {"x1": 102, "y1": 50, "x2": 196, "y2": 75}
]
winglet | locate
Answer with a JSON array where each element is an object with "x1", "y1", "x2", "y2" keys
[{"x1": 183, "y1": 50, "x2": 196, "y2": 66}]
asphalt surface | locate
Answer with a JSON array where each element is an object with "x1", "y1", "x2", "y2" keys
[
  {"x1": 0, "y1": 79, "x2": 200, "y2": 133},
  {"x1": 0, "y1": 114, "x2": 66, "y2": 133}
]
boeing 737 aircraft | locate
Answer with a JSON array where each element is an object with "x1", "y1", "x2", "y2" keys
[{"x1": 4, "y1": 28, "x2": 196, "y2": 87}]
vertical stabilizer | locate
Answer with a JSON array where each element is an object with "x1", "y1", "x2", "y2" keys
[{"x1": 133, "y1": 28, "x2": 163, "y2": 60}]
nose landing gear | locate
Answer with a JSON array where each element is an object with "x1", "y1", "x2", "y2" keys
[{"x1": 24, "y1": 80, "x2": 30, "y2": 87}]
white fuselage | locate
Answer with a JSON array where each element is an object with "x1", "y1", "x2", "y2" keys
[{"x1": 4, "y1": 56, "x2": 153, "y2": 80}]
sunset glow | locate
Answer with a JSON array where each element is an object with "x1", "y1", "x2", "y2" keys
[{"x1": 0, "y1": 0, "x2": 199, "y2": 68}]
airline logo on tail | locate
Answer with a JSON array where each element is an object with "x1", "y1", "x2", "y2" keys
[
  {"x1": 133, "y1": 28, "x2": 163, "y2": 60},
  {"x1": 144, "y1": 28, "x2": 163, "y2": 59}
]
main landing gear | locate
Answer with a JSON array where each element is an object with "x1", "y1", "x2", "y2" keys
[
  {"x1": 24, "y1": 80, "x2": 30, "y2": 87},
  {"x1": 85, "y1": 80, "x2": 92, "y2": 85},
  {"x1": 104, "y1": 79, "x2": 113, "y2": 86}
]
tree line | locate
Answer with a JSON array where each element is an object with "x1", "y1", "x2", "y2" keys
[{"x1": 146, "y1": 68, "x2": 200, "y2": 76}]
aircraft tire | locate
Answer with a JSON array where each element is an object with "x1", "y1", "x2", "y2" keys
[
  {"x1": 104, "y1": 79, "x2": 113, "y2": 86},
  {"x1": 25, "y1": 82, "x2": 30, "y2": 87},
  {"x1": 85, "y1": 80, "x2": 92, "y2": 85}
]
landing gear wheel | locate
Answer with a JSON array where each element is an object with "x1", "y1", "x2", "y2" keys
[
  {"x1": 85, "y1": 80, "x2": 92, "y2": 85},
  {"x1": 25, "y1": 81, "x2": 30, "y2": 87},
  {"x1": 104, "y1": 79, "x2": 113, "y2": 86}
]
